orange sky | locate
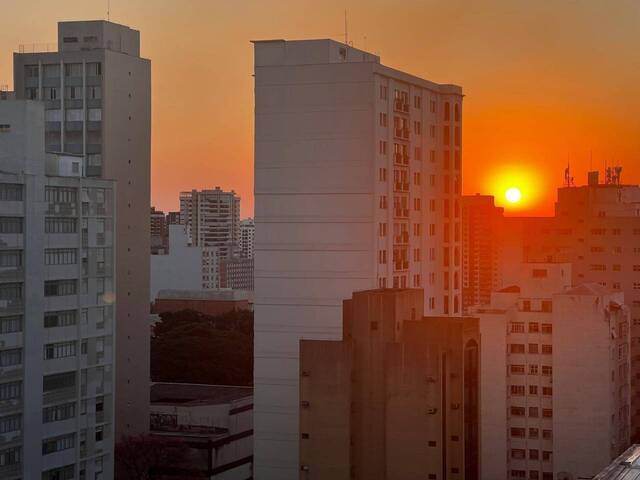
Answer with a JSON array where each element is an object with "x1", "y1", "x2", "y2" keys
[{"x1": 2, "y1": 0, "x2": 639, "y2": 217}]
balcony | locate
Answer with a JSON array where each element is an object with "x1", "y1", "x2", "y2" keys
[
  {"x1": 394, "y1": 232, "x2": 409, "y2": 244},
  {"x1": 394, "y1": 182, "x2": 409, "y2": 193},
  {"x1": 394, "y1": 99, "x2": 410, "y2": 113},
  {"x1": 0, "y1": 298, "x2": 23, "y2": 316},
  {"x1": 46, "y1": 202, "x2": 77, "y2": 216},
  {"x1": 394, "y1": 207, "x2": 409, "y2": 218},
  {"x1": 394, "y1": 128, "x2": 410, "y2": 140},
  {"x1": 0, "y1": 267, "x2": 23, "y2": 283},
  {"x1": 393, "y1": 153, "x2": 409, "y2": 166},
  {"x1": 394, "y1": 260, "x2": 409, "y2": 271}
]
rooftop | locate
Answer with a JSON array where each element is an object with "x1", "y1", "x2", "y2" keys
[
  {"x1": 155, "y1": 289, "x2": 249, "y2": 302},
  {"x1": 151, "y1": 382, "x2": 252, "y2": 407},
  {"x1": 594, "y1": 445, "x2": 640, "y2": 479}
]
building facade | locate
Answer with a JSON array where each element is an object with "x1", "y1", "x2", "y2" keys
[
  {"x1": 0, "y1": 99, "x2": 116, "y2": 479},
  {"x1": 474, "y1": 263, "x2": 630, "y2": 480},
  {"x1": 253, "y1": 39, "x2": 463, "y2": 477},
  {"x1": 13, "y1": 20, "x2": 151, "y2": 438},
  {"x1": 219, "y1": 256, "x2": 254, "y2": 291},
  {"x1": 299, "y1": 289, "x2": 479, "y2": 480},
  {"x1": 461, "y1": 194, "x2": 504, "y2": 312},
  {"x1": 150, "y1": 206, "x2": 167, "y2": 254},
  {"x1": 504, "y1": 173, "x2": 640, "y2": 440}
]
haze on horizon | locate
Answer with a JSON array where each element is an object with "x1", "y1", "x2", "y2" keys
[{"x1": 1, "y1": 0, "x2": 639, "y2": 217}]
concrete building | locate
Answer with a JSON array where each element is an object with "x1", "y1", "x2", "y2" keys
[
  {"x1": 0, "y1": 99, "x2": 116, "y2": 479},
  {"x1": 149, "y1": 383, "x2": 253, "y2": 479},
  {"x1": 150, "y1": 224, "x2": 218, "y2": 301},
  {"x1": 253, "y1": 39, "x2": 463, "y2": 477},
  {"x1": 14, "y1": 20, "x2": 151, "y2": 438},
  {"x1": 473, "y1": 263, "x2": 630, "y2": 480},
  {"x1": 219, "y1": 256, "x2": 254, "y2": 291},
  {"x1": 504, "y1": 172, "x2": 640, "y2": 440},
  {"x1": 239, "y1": 218, "x2": 255, "y2": 259},
  {"x1": 166, "y1": 210, "x2": 181, "y2": 226},
  {"x1": 152, "y1": 289, "x2": 251, "y2": 317},
  {"x1": 299, "y1": 289, "x2": 480, "y2": 480},
  {"x1": 461, "y1": 194, "x2": 504, "y2": 312}
]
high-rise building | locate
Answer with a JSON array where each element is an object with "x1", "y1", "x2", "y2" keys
[
  {"x1": 219, "y1": 256, "x2": 254, "y2": 291},
  {"x1": 474, "y1": 263, "x2": 630, "y2": 480},
  {"x1": 1, "y1": 99, "x2": 116, "y2": 479},
  {"x1": 461, "y1": 194, "x2": 504, "y2": 311},
  {"x1": 239, "y1": 218, "x2": 255, "y2": 258},
  {"x1": 166, "y1": 210, "x2": 181, "y2": 226},
  {"x1": 300, "y1": 289, "x2": 480, "y2": 480},
  {"x1": 253, "y1": 39, "x2": 463, "y2": 478},
  {"x1": 503, "y1": 172, "x2": 640, "y2": 440},
  {"x1": 13, "y1": 20, "x2": 151, "y2": 438}
]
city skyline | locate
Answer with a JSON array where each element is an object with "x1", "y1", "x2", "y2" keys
[{"x1": 1, "y1": 0, "x2": 639, "y2": 217}]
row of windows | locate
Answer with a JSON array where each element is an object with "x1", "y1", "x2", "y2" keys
[
  {"x1": 510, "y1": 363, "x2": 553, "y2": 375},
  {"x1": 45, "y1": 186, "x2": 77, "y2": 204},
  {"x1": 44, "y1": 310, "x2": 77, "y2": 328},
  {"x1": 0, "y1": 217, "x2": 23, "y2": 233},
  {"x1": 0, "y1": 315, "x2": 22, "y2": 334},
  {"x1": 0, "y1": 249, "x2": 22, "y2": 268},
  {"x1": 45, "y1": 217, "x2": 77, "y2": 233},
  {"x1": 511, "y1": 448, "x2": 552, "y2": 461},
  {"x1": 42, "y1": 433, "x2": 75, "y2": 455},
  {"x1": 0, "y1": 381, "x2": 21, "y2": 401},
  {"x1": 0, "y1": 283, "x2": 22, "y2": 301},
  {"x1": 510, "y1": 384, "x2": 553, "y2": 396},
  {"x1": 0, "y1": 414, "x2": 21, "y2": 434},
  {"x1": 43, "y1": 371, "x2": 76, "y2": 392},
  {"x1": 511, "y1": 322, "x2": 553, "y2": 334},
  {"x1": 42, "y1": 465, "x2": 75, "y2": 480},
  {"x1": 510, "y1": 427, "x2": 553, "y2": 440},
  {"x1": 44, "y1": 279, "x2": 77, "y2": 297},
  {"x1": 0, "y1": 446, "x2": 20, "y2": 467},
  {"x1": 379, "y1": 87, "x2": 461, "y2": 121},
  {"x1": 25, "y1": 62, "x2": 102, "y2": 78},
  {"x1": 510, "y1": 406, "x2": 553, "y2": 418},
  {"x1": 511, "y1": 470, "x2": 553, "y2": 480},
  {"x1": 0, "y1": 348, "x2": 21, "y2": 367}
]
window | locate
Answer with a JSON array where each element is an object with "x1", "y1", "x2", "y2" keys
[
  {"x1": 510, "y1": 385, "x2": 525, "y2": 396},
  {"x1": 542, "y1": 386, "x2": 552, "y2": 396},
  {"x1": 529, "y1": 322, "x2": 539, "y2": 333},
  {"x1": 379, "y1": 167, "x2": 387, "y2": 182},
  {"x1": 43, "y1": 465, "x2": 75, "y2": 480},
  {"x1": 511, "y1": 427, "x2": 525, "y2": 438},
  {"x1": 45, "y1": 218, "x2": 77, "y2": 233},
  {"x1": 43, "y1": 402, "x2": 76, "y2": 424},
  {"x1": 0, "y1": 348, "x2": 21, "y2": 367},
  {"x1": 414, "y1": 121, "x2": 422, "y2": 135},
  {"x1": 0, "y1": 250, "x2": 22, "y2": 268},
  {"x1": 510, "y1": 365, "x2": 525, "y2": 375},
  {"x1": 379, "y1": 223, "x2": 387, "y2": 237},
  {"x1": 95, "y1": 425, "x2": 104, "y2": 442},
  {"x1": 522, "y1": 300, "x2": 531, "y2": 311},
  {"x1": 511, "y1": 449, "x2": 526, "y2": 460},
  {"x1": 86, "y1": 62, "x2": 102, "y2": 76},
  {"x1": 43, "y1": 371, "x2": 76, "y2": 392},
  {"x1": 414, "y1": 95, "x2": 421, "y2": 109},
  {"x1": 541, "y1": 344, "x2": 552, "y2": 354},
  {"x1": 511, "y1": 471, "x2": 526, "y2": 479},
  {"x1": 542, "y1": 408, "x2": 553, "y2": 418},
  {"x1": 529, "y1": 385, "x2": 538, "y2": 395},
  {"x1": 542, "y1": 429, "x2": 552, "y2": 439},
  {"x1": 0, "y1": 315, "x2": 22, "y2": 334},
  {"x1": 379, "y1": 85, "x2": 387, "y2": 100},
  {"x1": 542, "y1": 451, "x2": 552, "y2": 461},
  {"x1": 44, "y1": 341, "x2": 77, "y2": 360},
  {"x1": 510, "y1": 344, "x2": 525, "y2": 354},
  {"x1": 511, "y1": 322, "x2": 525, "y2": 333},
  {"x1": 379, "y1": 140, "x2": 387, "y2": 155},
  {"x1": 0, "y1": 381, "x2": 21, "y2": 401},
  {"x1": 0, "y1": 446, "x2": 21, "y2": 469},
  {"x1": 528, "y1": 343, "x2": 538, "y2": 354},
  {"x1": 45, "y1": 187, "x2": 77, "y2": 203},
  {"x1": 443, "y1": 126, "x2": 450, "y2": 145},
  {"x1": 0, "y1": 217, "x2": 23, "y2": 233},
  {"x1": 379, "y1": 196, "x2": 387, "y2": 209},
  {"x1": 44, "y1": 279, "x2": 77, "y2": 297},
  {"x1": 25, "y1": 65, "x2": 39, "y2": 77},
  {"x1": 510, "y1": 406, "x2": 525, "y2": 416},
  {"x1": 541, "y1": 300, "x2": 552, "y2": 312},
  {"x1": 542, "y1": 366, "x2": 552, "y2": 376},
  {"x1": 42, "y1": 433, "x2": 75, "y2": 455},
  {"x1": 0, "y1": 414, "x2": 21, "y2": 434},
  {"x1": 379, "y1": 112, "x2": 387, "y2": 127},
  {"x1": 541, "y1": 324, "x2": 552, "y2": 334},
  {"x1": 45, "y1": 248, "x2": 77, "y2": 265},
  {"x1": 529, "y1": 364, "x2": 539, "y2": 375},
  {"x1": 0, "y1": 184, "x2": 22, "y2": 201},
  {"x1": 44, "y1": 310, "x2": 77, "y2": 328},
  {"x1": 529, "y1": 449, "x2": 539, "y2": 460},
  {"x1": 529, "y1": 407, "x2": 539, "y2": 417}
]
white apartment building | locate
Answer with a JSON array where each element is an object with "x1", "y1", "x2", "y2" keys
[
  {"x1": 13, "y1": 20, "x2": 151, "y2": 437},
  {"x1": 253, "y1": 39, "x2": 463, "y2": 478},
  {"x1": 239, "y1": 218, "x2": 255, "y2": 258},
  {"x1": 150, "y1": 224, "x2": 219, "y2": 301},
  {"x1": 505, "y1": 173, "x2": 640, "y2": 440},
  {"x1": 0, "y1": 99, "x2": 115, "y2": 480},
  {"x1": 474, "y1": 263, "x2": 630, "y2": 480}
]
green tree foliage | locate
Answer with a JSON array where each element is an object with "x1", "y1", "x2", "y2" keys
[{"x1": 151, "y1": 309, "x2": 253, "y2": 386}]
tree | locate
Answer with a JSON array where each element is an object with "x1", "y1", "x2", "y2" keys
[
  {"x1": 150, "y1": 309, "x2": 253, "y2": 386},
  {"x1": 115, "y1": 434, "x2": 189, "y2": 480}
]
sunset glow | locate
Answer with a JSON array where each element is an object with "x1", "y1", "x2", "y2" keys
[
  {"x1": 487, "y1": 165, "x2": 544, "y2": 213},
  {"x1": 505, "y1": 187, "x2": 522, "y2": 204}
]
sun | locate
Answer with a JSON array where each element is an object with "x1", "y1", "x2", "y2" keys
[{"x1": 505, "y1": 187, "x2": 522, "y2": 204}]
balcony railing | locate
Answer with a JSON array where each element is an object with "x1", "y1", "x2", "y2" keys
[
  {"x1": 394, "y1": 260, "x2": 409, "y2": 271},
  {"x1": 394, "y1": 128, "x2": 410, "y2": 140},
  {"x1": 394, "y1": 99, "x2": 410, "y2": 113},
  {"x1": 394, "y1": 232, "x2": 409, "y2": 244},
  {"x1": 394, "y1": 182, "x2": 409, "y2": 193},
  {"x1": 394, "y1": 207, "x2": 409, "y2": 218}
]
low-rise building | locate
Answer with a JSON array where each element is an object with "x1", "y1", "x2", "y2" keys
[
  {"x1": 150, "y1": 382, "x2": 253, "y2": 479},
  {"x1": 152, "y1": 290, "x2": 251, "y2": 316},
  {"x1": 300, "y1": 288, "x2": 480, "y2": 480}
]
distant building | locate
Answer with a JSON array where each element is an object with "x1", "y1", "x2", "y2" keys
[
  {"x1": 219, "y1": 256, "x2": 254, "y2": 291},
  {"x1": 152, "y1": 289, "x2": 251, "y2": 316},
  {"x1": 1, "y1": 99, "x2": 116, "y2": 479},
  {"x1": 14, "y1": 19, "x2": 152, "y2": 438},
  {"x1": 253, "y1": 39, "x2": 464, "y2": 477},
  {"x1": 166, "y1": 210, "x2": 181, "y2": 225},
  {"x1": 150, "y1": 382, "x2": 253, "y2": 479},
  {"x1": 474, "y1": 263, "x2": 630, "y2": 480},
  {"x1": 239, "y1": 218, "x2": 255, "y2": 258},
  {"x1": 461, "y1": 194, "x2": 504, "y2": 312},
  {"x1": 300, "y1": 289, "x2": 480, "y2": 479},
  {"x1": 150, "y1": 206, "x2": 167, "y2": 254},
  {"x1": 504, "y1": 172, "x2": 640, "y2": 440}
]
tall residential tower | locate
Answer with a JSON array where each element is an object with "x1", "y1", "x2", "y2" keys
[
  {"x1": 253, "y1": 39, "x2": 463, "y2": 478},
  {"x1": 13, "y1": 20, "x2": 151, "y2": 438}
]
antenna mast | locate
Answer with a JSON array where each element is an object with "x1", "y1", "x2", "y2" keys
[
  {"x1": 107, "y1": 0, "x2": 110, "y2": 21},
  {"x1": 344, "y1": 10, "x2": 348, "y2": 45}
]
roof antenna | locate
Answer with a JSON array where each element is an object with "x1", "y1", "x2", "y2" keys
[
  {"x1": 344, "y1": 10, "x2": 348, "y2": 46},
  {"x1": 107, "y1": 0, "x2": 110, "y2": 21}
]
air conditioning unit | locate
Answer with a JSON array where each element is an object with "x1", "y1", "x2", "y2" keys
[{"x1": 427, "y1": 407, "x2": 438, "y2": 415}]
